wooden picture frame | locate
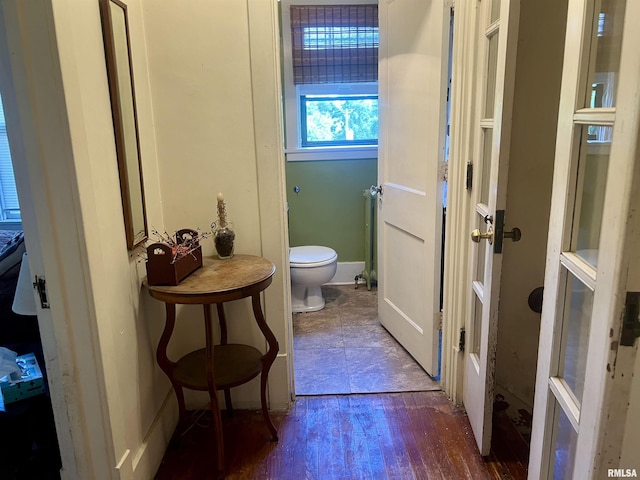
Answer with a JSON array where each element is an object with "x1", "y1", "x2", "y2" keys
[{"x1": 99, "y1": 0, "x2": 148, "y2": 249}]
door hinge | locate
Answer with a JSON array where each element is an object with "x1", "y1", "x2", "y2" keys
[
  {"x1": 621, "y1": 292, "x2": 640, "y2": 346},
  {"x1": 459, "y1": 328, "x2": 465, "y2": 352},
  {"x1": 466, "y1": 163, "x2": 473, "y2": 190},
  {"x1": 439, "y1": 162, "x2": 448, "y2": 183},
  {"x1": 33, "y1": 276, "x2": 50, "y2": 309}
]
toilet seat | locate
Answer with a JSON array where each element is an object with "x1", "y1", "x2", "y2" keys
[{"x1": 290, "y1": 246, "x2": 337, "y2": 268}]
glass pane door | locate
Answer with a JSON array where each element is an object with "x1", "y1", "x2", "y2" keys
[
  {"x1": 528, "y1": 0, "x2": 634, "y2": 477},
  {"x1": 464, "y1": 0, "x2": 518, "y2": 456},
  {"x1": 469, "y1": 0, "x2": 500, "y2": 368},
  {"x1": 549, "y1": 0, "x2": 624, "y2": 469}
]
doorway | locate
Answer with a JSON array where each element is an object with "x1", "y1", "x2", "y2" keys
[
  {"x1": 0, "y1": 92, "x2": 62, "y2": 478},
  {"x1": 281, "y1": 0, "x2": 451, "y2": 397},
  {"x1": 490, "y1": 0, "x2": 569, "y2": 458}
]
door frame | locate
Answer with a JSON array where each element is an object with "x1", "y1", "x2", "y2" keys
[{"x1": 441, "y1": 0, "x2": 483, "y2": 404}]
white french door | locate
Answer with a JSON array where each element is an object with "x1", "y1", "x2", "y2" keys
[
  {"x1": 376, "y1": 0, "x2": 449, "y2": 375},
  {"x1": 528, "y1": 0, "x2": 640, "y2": 478},
  {"x1": 463, "y1": 0, "x2": 520, "y2": 455}
]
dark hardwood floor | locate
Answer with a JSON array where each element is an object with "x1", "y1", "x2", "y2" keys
[{"x1": 155, "y1": 391, "x2": 528, "y2": 479}]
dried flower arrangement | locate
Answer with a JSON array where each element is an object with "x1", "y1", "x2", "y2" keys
[
  {"x1": 144, "y1": 228, "x2": 210, "y2": 263},
  {"x1": 144, "y1": 228, "x2": 210, "y2": 285}
]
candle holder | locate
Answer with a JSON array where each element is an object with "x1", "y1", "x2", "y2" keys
[
  {"x1": 213, "y1": 222, "x2": 235, "y2": 259},
  {"x1": 212, "y1": 193, "x2": 235, "y2": 259}
]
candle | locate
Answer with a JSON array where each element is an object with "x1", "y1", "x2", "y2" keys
[{"x1": 216, "y1": 192, "x2": 227, "y2": 228}]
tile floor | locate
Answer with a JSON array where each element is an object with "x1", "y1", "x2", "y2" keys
[{"x1": 293, "y1": 285, "x2": 441, "y2": 395}]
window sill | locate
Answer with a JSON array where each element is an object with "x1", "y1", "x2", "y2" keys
[
  {"x1": 285, "y1": 145, "x2": 378, "y2": 162},
  {"x1": 0, "y1": 220, "x2": 22, "y2": 230}
]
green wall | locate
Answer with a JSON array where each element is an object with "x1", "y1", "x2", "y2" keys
[{"x1": 286, "y1": 158, "x2": 377, "y2": 262}]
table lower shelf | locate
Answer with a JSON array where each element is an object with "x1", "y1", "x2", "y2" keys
[{"x1": 172, "y1": 344, "x2": 263, "y2": 390}]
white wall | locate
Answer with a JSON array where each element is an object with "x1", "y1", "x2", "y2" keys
[
  {"x1": 1, "y1": 0, "x2": 289, "y2": 478},
  {"x1": 142, "y1": 0, "x2": 290, "y2": 414},
  {"x1": 125, "y1": 0, "x2": 290, "y2": 475}
]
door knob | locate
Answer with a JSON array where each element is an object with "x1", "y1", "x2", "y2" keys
[
  {"x1": 471, "y1": 227, "x2": 494, "y2": 244},
  {"x1": 370, "y1": 185, "x2": 383, "y2": 197},
  {"x1": 504, "y1": 227, "x2": 522, "y2": 242}
]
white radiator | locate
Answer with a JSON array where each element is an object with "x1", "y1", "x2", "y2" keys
[{"x1": 362, "y1": 189, "x2": 377, "y2": 290}]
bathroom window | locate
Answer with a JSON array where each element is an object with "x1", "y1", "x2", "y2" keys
[
  {"x1": 300, "y1": 87, "x2": 378, "y2": 147},
  {"x1": 282, "y1": 1, "x2": 379, "y2": 161}
]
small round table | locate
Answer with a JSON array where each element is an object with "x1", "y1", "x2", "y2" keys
[{"x1": 145, "y1": 254, "x2": 279, "y2": 475}]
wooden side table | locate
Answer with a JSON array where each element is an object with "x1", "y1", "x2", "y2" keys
[{"x1": 145, "y1": 254, "x2": 279, "y2": 475}]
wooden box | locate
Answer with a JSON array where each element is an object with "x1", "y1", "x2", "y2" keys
[{"x1": 145, "y1": 229, "x2": 203, "y2": 286}]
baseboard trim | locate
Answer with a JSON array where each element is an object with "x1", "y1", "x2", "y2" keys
[
  {"x1": 128, "y1": 390, "x2": 178, "y2": 479},
  {"x1": 327, "y1": 261, "x2": 365, "y2": 285}
]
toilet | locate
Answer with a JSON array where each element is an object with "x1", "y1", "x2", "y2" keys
[{"x1": 290, "y1": 245, "x2": 338, "y2": 313}]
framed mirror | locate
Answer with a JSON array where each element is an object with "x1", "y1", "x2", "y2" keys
[{"x1": 99, "y1": 0, "x2": 148, "y2": 249}]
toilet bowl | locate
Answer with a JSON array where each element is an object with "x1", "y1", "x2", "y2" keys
[{"x1": 290, "y1": 245, "x2": 338, "y2": 313}]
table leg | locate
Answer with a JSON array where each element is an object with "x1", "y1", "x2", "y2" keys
[
  {"x1": 156, "y1": 304, "x2": 185, "y2": 423},
  {"x1": 217, "y1": 303, "x2": 228, "y2": 344},
  {"x1": 204, "y1": 304, "x2": 225, "y2": 474},
  {"x1": 251, "y1": 294, "x2": 279, "y2": 441},
  {"x1": 216, "y1": 303, "x2": 233, "y2": 417}
]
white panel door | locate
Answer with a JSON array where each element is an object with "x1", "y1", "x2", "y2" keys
[
  {"x1": 463, "y1": 0, "x2": 520, "y2": 455},
  {"x1": 376, "y1": 0, "x2": 449, "y2": 376},
  {"x1": 528, "y1": 0, "x2": 640, "y2": 478}
]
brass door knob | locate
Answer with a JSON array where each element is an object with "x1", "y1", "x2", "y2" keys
[{"x1": 471, "y1": 227, "x2": 494, "y2": 244}]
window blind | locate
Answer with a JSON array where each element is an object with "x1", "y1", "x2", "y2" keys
[
  {"x1": 290, "y1": 4, "x2": 378, "y2": 85},
  {"x1": 0, "y1": 95, "x2": 20, "y2": 220}
]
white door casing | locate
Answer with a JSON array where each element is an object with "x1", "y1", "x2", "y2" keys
[
  {"x1": 463, "y1": 0, "x2": 520, "y2": 455},
  {"x1": 377, "y1": 0, "x2": 449, "y2": 376},
  {"x1": 528, "y1": 0, "x2": 640, "y2": 477}
]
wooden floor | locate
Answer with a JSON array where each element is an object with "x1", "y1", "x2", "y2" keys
[{"x1": 155, "y1": 391, "x2": 528, "y2": 479}]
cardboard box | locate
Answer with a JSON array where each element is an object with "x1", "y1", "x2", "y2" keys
[{"x1": 0, "y1": 352, "x2": 45, "y2": 405}]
